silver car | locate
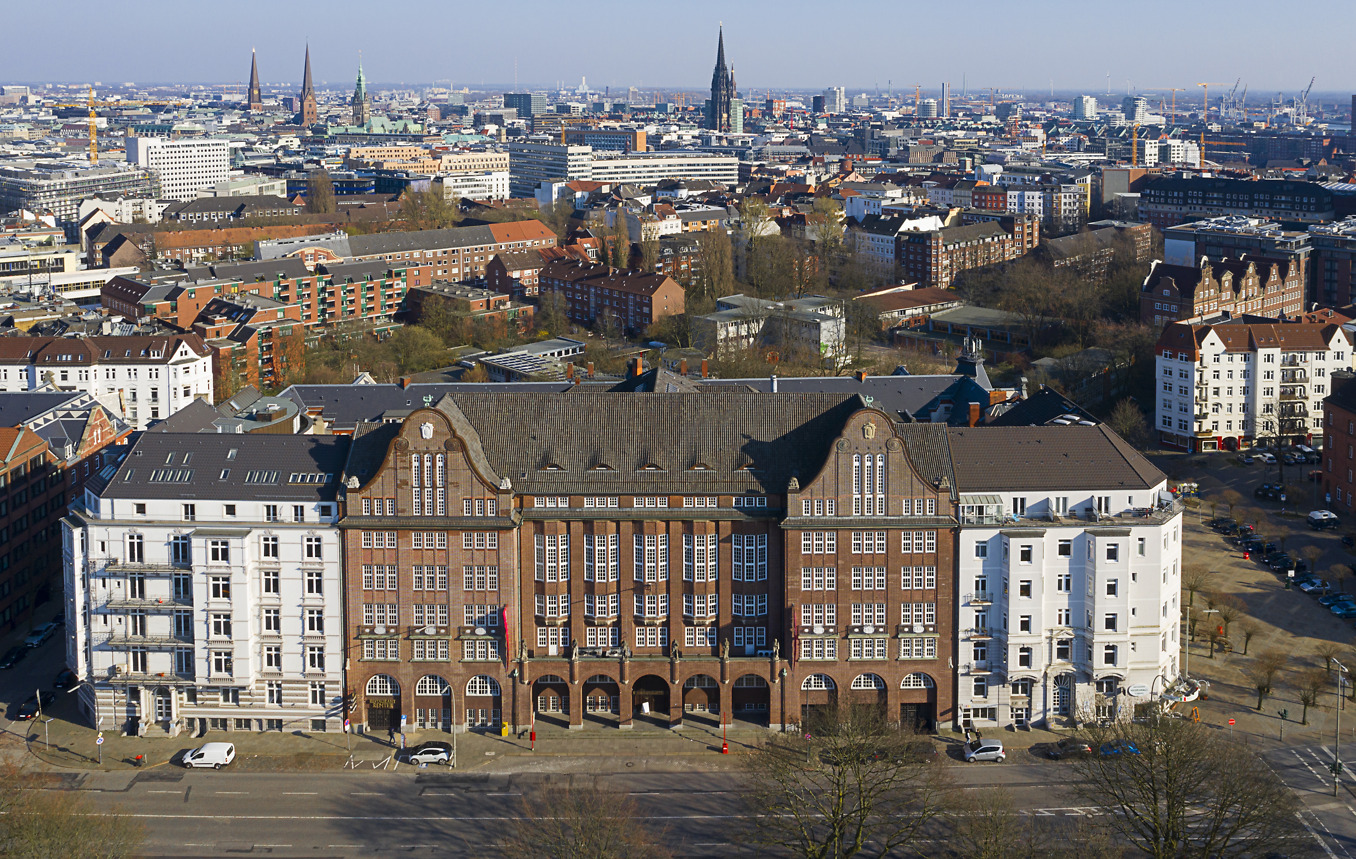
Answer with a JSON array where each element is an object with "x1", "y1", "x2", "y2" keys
[{"x1": 963, "y1": 739, "x2": 1005, "y2": 762}]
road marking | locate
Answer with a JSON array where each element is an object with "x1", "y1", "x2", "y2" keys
[
  {"x1": 147, "y1": 790, "x2": 180, "y2": 794},
  {"x1": 282, "y1": 791, "x2": 317, "y2": 795},
  {"x1": 487, "y1": 792, "x2": 521, "y2": 796},
  {"x1": 213, "y1": 791, "x2": 248, "y2": 795},
  {"x1": 255, "y1": 846, "x2": 292, "y2": 849},
  {"x1": 423, "y1": 791, "x2": 457, "y2": 796},
  {"x1": 350, "y1": 791, "x2": 383, "y2": 796},
  {"x1": 328, "y1": 846, "x2": 361, "y2": 850}
]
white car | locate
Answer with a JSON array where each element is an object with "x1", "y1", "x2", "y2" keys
[
  {"x1": 1256, "y1": 452, "x2": 1277, "y2": 464},
  {"x1": 182, "y1": 742, "x2": 235, "y2": 769},
  {"x1": 963, "y1": 739, "x2": 1005, "y2": 762}
]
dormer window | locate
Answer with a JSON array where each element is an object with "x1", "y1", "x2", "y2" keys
[{"x1": 639, "y1": 463, "x2": 664, "y2": 472}]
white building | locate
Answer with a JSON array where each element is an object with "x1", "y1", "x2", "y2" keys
[
  {"x1": 63, "y1": 434, "x2": 350, "y2": 737},
  {"x1": 126, "y1": 137, "x2": 230, "y2": 202},
  {"x1": 1073, "y1": 96, "x2": 1098, "y2": 121},
  {"x1": 507, "y1": 142, "x2": 593, "y2": 198},
  {"x1": 692, "y1": 294, "x2": 846, "y2": 364},
  {"x1": 0, "y1": 335, "x2": 214, "y2": 431},
  {"x1": 822, "y1": 87, "x2": 846, "y2": 114},
  {"x1": 436, "y1": 170, "x2": 510, "y2": 201},
  {"x1": 949, "y1": 425, "x2": 1182, "y2": 729},
  {"x1": 199, "y1": 176, "x2": 288, "y2": 198},
  {"x1": 1155, "y1": 320, "x2": 1353, "y2": 452},
  {"x1": 587, "y1": 152, "x2": 739, "y2": 188}
]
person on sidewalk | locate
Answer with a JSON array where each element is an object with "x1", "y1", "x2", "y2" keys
[{"x1": 387, "y1": 727, "x2": 395, "y2": 748}]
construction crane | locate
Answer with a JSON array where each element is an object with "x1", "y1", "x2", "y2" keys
[
  {"x1": 87, "y1": 86, "x2": 97, "y2": 164},
  {"x1": 1162, "y1": 87, "x2": 1187, "y2": 126},
  {"x1": 988, "y1": 87, "x2": 997, "y2": 107},
  {"x1": 912, "y1": 84, "x2": 921, "y2": 115},
  {"x1": 1196, "y1": 82, "x2": 1228, "y2": 123},
  {"x1": 1298, "y1": 76, "x2": 1315, "y2": 125}
]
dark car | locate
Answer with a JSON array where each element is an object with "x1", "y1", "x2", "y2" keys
[
  {"x1": 15, "y1": 691, "x2": 54, "y2": 720},
  {"x1": 0, "y1": 645, "x2": 26, "y2": 669},
  {"x1": 53, "y1": 667, "x2": 75, "y2": 690},
  {"x1": 398, "y1": 741, "x2": 453, "y2": 765},
  {"x1": 1319, "y1": 593, "x2": 1354, "y2": 607},
  {"x1": 1048, "y1": 738, "x2": 1094, "y2": 759},
  {"x1": 1100, "y1": 740, "x2": 1141, "y2": 756}
]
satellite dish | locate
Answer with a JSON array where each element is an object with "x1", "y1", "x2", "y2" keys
[
  {"x1": 912, "y1": 623, "x2": 925, "y2": 634},
  {"x1": 423, "y1": 626, "x2": 436, "y2": 636},
  {"x1": 812, "y1": 625, "x2": 825, "y2": 635},
  {"x1": 475, "y1": 626, "x2": 487, "y2": 636},
  {"x1": 863, "y1": 625, "x2": 875, "y2": 635},
  {"x1": 373, "y1": 625, "x2": 386, "y2": 635}
]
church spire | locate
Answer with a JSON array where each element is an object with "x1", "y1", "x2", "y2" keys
[
  {"x1": 352, "y1": 56, "x2": 370, "y2": 128},
  {"x1": 247, "y1": 49, "x2": 262, "y2": 111},
  {"x1": 299, "y1": 44, "x2": 318, "y2": 126},
  {"x1": 715, "y1": 26, "x2": 727, "y2": 73},
  {"x1": 301, "y1": 44, "x2": 315, "y2": 99}
]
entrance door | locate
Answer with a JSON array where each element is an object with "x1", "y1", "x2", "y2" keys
[
  {"x1": 1053, "y1": 675, "x2": 1073, "y2": 716},
  {"x1": 154, "y1": 689, "x2": 172, "y2": 721},
  {"x1": 367, "y1": 703, "x2": 396, "y2": 731},
  {"x1": 632, "y1": 675, "x2": 670, "y2": 718}
]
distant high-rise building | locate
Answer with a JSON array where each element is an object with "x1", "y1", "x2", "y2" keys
[
  {"x1": 247, "y1": 50, "x2": 263, "y2": 112},
  {"x1": 1122, "y1": 96, "x2": 1148, "y2": 124},
  {"x1": 822, "y1": 87, "x2": 846, "y2": 114},
  {"x1": 504, "y1": 93, "x2": 547, "y2": 118},
  {"x1": 918, "y1": 98, "x2": 939, "y2": 119},
  {"x1": 812, "y1": 95, "x2": 826, "y2": 113},
  {"x1": 125, "y1": 137, "x2": 229, "y2": 202},
  {"x1": 298, "y1": 45, "x2": 318, "y2": 126},
  {"x1": 705, "y1": 27, "x2": 741, "y2": 132},
  {"x1": 1073, "y1": 95, "x2": 1098, "y2": 121},
  {"x1": 941, "y1": 82, "x2": 951, "y2": 117},
  {"x1": 351, "y1": 63, "x2": 370, "y2": 127}
]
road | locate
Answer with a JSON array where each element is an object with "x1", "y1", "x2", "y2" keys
[
  {"x1": 1265, "y1": 743, "x2": 1356, "y2": 858},
  {"x1": 72, "y1": 762, "x2": 1096, "y2": 858}
]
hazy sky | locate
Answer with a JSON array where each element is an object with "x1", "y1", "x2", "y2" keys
[{"x1": 7, "y1": 0, "x2": 1353, "y2": 96}]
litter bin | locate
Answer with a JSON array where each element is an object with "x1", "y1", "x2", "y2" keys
[{"x1": 500, "y1": 722, "x2": 510, "y2": 738}]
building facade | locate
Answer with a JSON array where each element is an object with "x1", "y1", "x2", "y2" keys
[
  {"x1": 536, "y1": 260, "x2": 685, "y2": 333},
  {"x1": 125, "y1": 138, "x2": 231, "y2": 203},
  {"x1": 1155, "y1": 320, "x2": 1353, "y2": 452},
  {"x1": 0, "y1": 426, "x2": 65, "y2": 632},
  {"x1": 1140, "y1": 256, "x2": 1306, "y2": 327},
  {"x1": 63, "y1": 434, "x2": 349, "y2": 736},
  {"x1": 1321, "y1": 375, "x2": 1356, "y2": 514},
  {"x1": 705, "y1": 29, "x2": 742, "y2": 133}
]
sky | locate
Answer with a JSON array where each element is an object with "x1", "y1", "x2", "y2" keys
[{"x1": 6, "y1": 0, "x2": 1354, "y2": 98}]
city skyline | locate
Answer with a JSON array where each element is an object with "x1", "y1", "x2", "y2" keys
[{"x1": 6, "y1": 0, "x2": 1356, "y2": 93}]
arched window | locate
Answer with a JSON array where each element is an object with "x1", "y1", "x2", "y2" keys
[
  {"x1": 851, "y1": 673, "x2": 886, "y2": 690},
  {"x1": 901, "y1": 673, "x2": 935, "y2": 689},
  {"x1": 366, "y1": 674, "x2": 399, "y2": 696},
  {"x1": 535, "y1": 674, "x2": 567, "y2": 685},
  {"x1": 684, "y1": 675, "x2": 718, "y2": 689},
  {"x1": 467, "y1": 676, "x2": 501, "y2": 697},
  {"x1": 734, "y1": 674, "x2": 768, "y2": 688},
  {"x1": 416, "y1": 675, "x2": 450, "y2": 696},
  {"x1": 586, "y1": 674, "x2": 617, "y2": 685},
  {"x1": 801, "y1": 673, "x2": 836, "y2": 691}
]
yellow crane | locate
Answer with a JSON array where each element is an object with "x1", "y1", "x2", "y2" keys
[
  {"x1": 87, "y1": 86, "x2": 97, "y2": 164},
  {"x1": 1196, "y1": 82, "x2": 1228, "y2": 156},
  {"x1": 1162, "y1": 87, "x2": 1186, "y2": 125},
  {"x1": 912, "y1": 84, "x2": 921, "y2": 115}
]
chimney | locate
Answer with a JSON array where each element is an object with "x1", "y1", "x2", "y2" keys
[
  {"x1": 770, "y1": 373, "x2": 778, "y2": 393},
  {"x1": 566, "y1": 362, "x2": 575, "y2": 381},
  {"x1": 630, "y1": 356, "x2": 643, "y2": 377},
  {"x1": 968, "y1": 402, "x2": 981, "y2": 427},
  {"x1": 586, "y1": 362, "x2": 595, "y2": 379},
  {"x1": 400, "y1": 376, "x2": 412, "y2": 389},
  {"x1": 701, "y1": 359, "x2": 709, "y2": 378},
  {"x1": 855, "y1": 370, "x2": 867, "y2": 382},
  {"x1": 679, "y1": 358, "x2": 688, "y2": 375}
]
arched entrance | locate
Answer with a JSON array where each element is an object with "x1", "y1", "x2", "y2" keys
[
  {"x1": 850, "y1": 673, "x2": 888, "y2": 719},
  {"x1": 800, "y1": 673, "x2": 838, "y2": 728},
  {"x1": 1008, "y1": 677, "x2": 1034, "y2": 729},
  {"x1": 632, "y1": 674, "x2": 670, "y2": 723},
  {"x1": 682, "y1": 674, "x2": 720, "y2": 725},
  {"x1": 414, "y1": 674, "x2": 451, "y2": 731},
  {"x1": 533, "y1": 674, "x2": 569, "y2": 728},
  {"x1": 733, "y1": 673, "x2": 770, "y2": 725},
  {"x1": 365, "y1": 674, "x2": 400, "y2": 731},
  {"x1": 1052, "y1": 672, "x2": 1076, "y2": 721},
  {"x1": 583, "y1": 674, "x2": 620, "y2": 725},
  {"x1": 465, "y1": 676, "x2": 502, "y2": 731},
  {"x1": 153, "y1": 686, "x2": 173, "y2": 727},
  {"x1": 899, "y1": 672, "x2": 937, "y2": 732}
]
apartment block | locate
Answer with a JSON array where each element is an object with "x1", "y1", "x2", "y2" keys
[{"x1": 126, "y1": 137, "x2": 231, "y2": 202}]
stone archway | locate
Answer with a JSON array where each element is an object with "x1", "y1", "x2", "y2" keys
[
  {"x1": 682, "y1": 674, "x2": 720, "y2": 725},
  {"x1": 899, "y1": 672, "x2": 937, "y2": 732},
  {"x1": 465, "y1": 676, "x2": 502, "y2": 731},
  {"x1": 365, "y1": 674, "x2": 400, "y2": 732},
  {"x1": 532, "y1": 674, "x2": 569, "y2": 728},
  {"x1": 583, "y1": 674, "x2": 620, "y2": 726},
  {"x1": 414, "y1": 674, "x2": 451, "y2": 731},
  {"x1": 732, "y1": 673, "x2": 770, "y2": 726},
  {"x1": 799, "y1": 673, "x2": 838, "y2": 729},
  {"x1": 850, "y1": 673, "x2": 888, "y2": 719},
  {"x1": 632, "y1": 674, "x2": 670, "y2": 723}
]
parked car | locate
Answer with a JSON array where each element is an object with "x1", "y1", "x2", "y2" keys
[
  {"x1": 1298, "y1": 579, "x2": 1330, "y2": 595},
  {"x1": 182, "y1": 742, "x2": 236, "y2": 769},
  {"x1": 0, "y1": 645, "x2": 26, "y2": 669},
  {"x1": 15, "y1": 691, "x2": 54, "y2": 720},
  {"x1": 52, "y1": 667, "x2": 75, "y2": 690},
  {"x1": 1319, "y1": 593, "x2": 1353, "y2": 607},
  {"x1": 1331, "y1": 604, "x2": 1356, "y2": 619},
  {"x1": 963, "y1": 739, "x2": 1006, "y2": 762},
  {"x1": 1282, "y1": 453, "x2": 1301, "y2": 466},
  {"x1": 1308, "y1": 510, "x2": 1341, "y2": 531},
  {"x1": 398, "y1": 741, "x2": 453, "y2": 765},
  {"x1": 1047, "y1": 738, "x2": 1094, "y2": 759},
  {"x1": 1257, "y1": 452, "x2": 1277, "y2": 464},
  {"x1": 1237, "y1": 454, "x2": 1255, "y2": 465},
  {"x1": 1100, "y1": 740, "x2": 1141, "y2": 756},
  {"x1": 23, "y1": 623, "x2": 55, "y2": 648}
]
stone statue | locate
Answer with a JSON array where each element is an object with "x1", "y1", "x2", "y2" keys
[
  {"x1": 570, "y1": 644, "x2": 580, "y2": 663},
  {"x1": 517, "y1": 639, "x2": 527, "y2": 661},
  {"x1": 721, "y1": 638, "x2": 731, "y2": 659},
  {"x1": 772, "y1": 639, "x2": 780, "y2": 660}
]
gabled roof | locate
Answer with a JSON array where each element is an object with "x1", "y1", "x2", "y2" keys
[{"x1": 946, "y1": 425, "x2": 1163, "y2": 492}]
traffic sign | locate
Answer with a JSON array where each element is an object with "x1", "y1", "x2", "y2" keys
[
  {"x1": 96, "y1": 736, "x2": 104, "y2": 745},
  {"x1": 343, "y1": 718, "x2": 350, "y2": 732},
  {"x1": 1228, "y1": 718, "x2": 1235, "y2": 726}
]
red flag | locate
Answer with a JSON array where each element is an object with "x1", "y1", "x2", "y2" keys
[{"x1": 502, "y1": 605, "x2": 512, "y2": 668}]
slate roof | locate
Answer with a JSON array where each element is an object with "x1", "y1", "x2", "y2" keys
[
  {"x1": 101, "y1": 433, "x2": 351, "y2": 501},
  {"x1": 986, "y1": 386, "x2": 1099, "y2": 427},
  {"x1": 945, "y1": 425, "x2": 1164, "y2": 493},
  {"x1": 281, "y1": 382, "x2": 599, "y2": 430},
  {"x1": 0, "y1": 391, "x2": 85, "y2": 426},
  {"x1": 700, "y1": 375, "x2": 963, "y2": 421},
  {"x1": 185, "y1": 258, "x2": 313, "y2": 283}
]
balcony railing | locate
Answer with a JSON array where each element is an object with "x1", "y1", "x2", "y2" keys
[
  {"x1": 101, "y1": 597, "x2": 192, "y2": 612},
  {"x1": 100, "y1": 631, "x2": 194, "y2": 649},
  {"x1": 965, "y1": 592, "x2": 993, "y2": 605},
  {"x1": 966, "y1": 627, "x2": 993, "y2": 639}
]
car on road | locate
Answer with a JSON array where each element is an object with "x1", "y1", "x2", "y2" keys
[
  {"x1": 1331, "y1": 605, "x2": 1356, "y2": 619},
  {"x1": 15, "y1": 691, "x2": 54, "y2": 720},
  {"x1": 963, "y1": 739, "x2": 1006, "y2": 762},
  {"x1": 1298, "y1": 579, "x2": 1330, "y2": 595},
  {"x1": 182, "y1": 742, "x2": 236, "y2": 769},
  {"x1": 398, "y1": 741, "x2": 452, "y2": 765},
  {"x1": 23, "y1": 622, "x2": 55, "y2": 648},
  {"x1": 1255, "y1": 483, "x2": 1282, "y2": 500},
  {"x1": 52, "y1": 667, "x2": 75, "y2": 690},
  {"x1": 1237, "y1": 454, "x2": 1255, "y2": 465},
  {"x1": 1046, "y1": 738, "x2": 1094, "y2": 759},
  {"x1": 1282, "y1": 453, "x2": 1301, "y2": 465},
  {"x1": 1308, "y1": 510, "x2": 1342, "y2": 531},
  {"x1": 1256, "y1": 452, "x2": 1277, "y2": 464},
  {"x1": 1319, "y1": 593, "x2": 1353, "y2": 607},
  {"x1": 0, "y1": 645, "x2": 26, "y2": 669},
  {"x1": 1100, "y1": 740, "x2": 1141, "y2": 756}
]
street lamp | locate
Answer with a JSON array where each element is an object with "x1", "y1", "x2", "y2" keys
[{"x1": 1335, "y1": 659, "x2": 1348, "y2": 798}]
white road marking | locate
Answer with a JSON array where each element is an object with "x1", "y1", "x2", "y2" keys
[
  {"x1": 282, "y1": 791, "x2": 317, "y2": 795},
  {"x1": 486, "y1": 792, "x2": 521, "y2": 796},
  {"x1": 350, "y1": 791, "x2": 383, "y2": 796},
  {"x1": 213, "y1": 791, "x2": 248, "y2": 795},
  {"x1": 147, "y1": 790, "x2": 181, "y2": 794}
]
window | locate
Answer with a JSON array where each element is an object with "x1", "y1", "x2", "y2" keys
[
  {"x1": 800, "y1": 567, "x2": 837, "y2": 590},
  {"x1": 463, "y1": 565, "x2": 499, "y2": 591},
  {"x1": 1057, "y1": 539, "x2": 1071, "y2": 557},
  {"x1": 306, "y1": 609, "x2": 324, "y2": 634},
  {"x1": 293, "y1": 505, "x2": 306, "y2": 523},
  {"x1": 1011, "y1": 497, "x2": 1026, "y2": 516},
  {"x1": 535, "y1": 534, "x2": 571, "y2": 582},
  {"x1": 265, "y1": 504, "x2": 279, "y2": 523},
  {"x1": 1103, "y1": 644, "x2": 1118, "y2": 666},
  {"x1": 732, "y1": 534, "x2": 768, "y2": 581},
  {"x1": 126, "y1": 534, "x2": 144, "y2": 563},
  {"x1": 849, "y1": 638, "x2": 888, "y2": 660},
  {"x1": 264, "y1": 645, "x2": 281, "y2": 670},
  {"x1": 171, "y1": 535, "x2": 191, "y2": 565},
  {"x1": 182, "y1": 503, "x2": 196, "y2": 522},
  {"x1": 902, "y1": 566, "x2": 937, "y2": 589},
  {"x1": 261, "y1": 535, "x2": 279, "y2": 559},
  {"x1": 535, "y1": 594, "x2": 571, "y2": 619},
  {"x1": 304, "y1": 536, "x2": 323, "y2": 560},
  {"x1": 306, "y1": 646, "x2": 324, "y2": 671},
  {"x1": 209, "y1": 576, "x2": 231, "y2": 600},
  {"x1": 900, "y1": 531, "x2": 937, "y2": 553},
  {"x1": 972, "y1": 677, "x2": 988, "y2": 698},
  {"x1": 1056, "y1": 638, "x2": 1072, "y2": 661},
  {"x1": 1106, "y1": 579, "x2": 1118, "y2": 597},
  {"x1": 1018, "y1": 580, "x2": 1032, "y2": 598},
  {"x1": 800, "y1": 531, "x2": 837, "y2": 554},
  {"x1": 212, "y1": 651, "x2": 233, "y2": 676},
  {"x1": 633, "y1": 594, "x2": 669, "y2": 618},
  {"x1": 683, "y1": 533, "x2": 717, "y2": 582},
  {"x1": 266, "y1": 681, "x2": 283, "y2": 705},
  {"x1": 633, "y1": 534, "x2": 669, "y2": 582},
  {"x1": 1019, "y1": 545, "x2": 1033, "y2": 564},
  {"x1": 584, "y1": 534, "x2": 619, "y2": 582},
  {"x1": 1104, "y1": 613, "x2": 1118, "y2": 631},
  {"x1": 262, "y1": 569, "x2": 279, "y2": 595},
  {"x1": 850, "y1": 566, "x2": 887, "y2": 590},
  {"x1": 263, "y1": 608, "x2": 280, "y2": 633},
  {"x1": 310, "y1": 682, "x2": 326, "y2": 706},
  {"x1": 1106, "y1": 544, "x2": 1120, "y2": 562},
  {"x1": 209, "y1": 540, "x2": 230, "y2": 563},
  {"x1": 634, "y1": 626, "x2": 670, "y2": 649}
]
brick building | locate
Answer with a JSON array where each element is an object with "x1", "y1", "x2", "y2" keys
[
  {"x1": 1322, "y1": 375, "x2": 1356, "y2": 514},
  {"x1": 536, "y1": 261, "x2": 685, "y2": 333},
  {"x1": 1139, "y1": 256, "x2": 1305, "y2": 327},
  {"x1": 0, "y1": 426, "x2": 64, "y2": 632},
  {"x1": 339, "y1": 393, "x2": 957, "y2": 735},
  {"x1": 896, "y1": 213, "x2": 1040, "y2": 289}
]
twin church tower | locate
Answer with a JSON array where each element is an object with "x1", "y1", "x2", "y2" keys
[{"x1": 246, "y1": 47, "x2": 368, "y2": 127}]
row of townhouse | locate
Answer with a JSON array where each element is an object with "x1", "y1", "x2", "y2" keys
[
  {"x1": 63, "y1": 392, "x2": 1181, "y2": 739},
  {"x1": 1155, "y1": 320, "x2": 1353, "y2": 452}
]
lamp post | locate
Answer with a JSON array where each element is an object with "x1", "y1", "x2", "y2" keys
[{"x1": 1336, "y1": 659, "x2": 1348, "y2": 797}]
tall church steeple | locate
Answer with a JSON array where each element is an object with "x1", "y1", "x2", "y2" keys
[
  {"x1": 705, "y1": 27, "x2": 740, "y2": 133},
  {"x1": 247, "y1": 49, "x2": 263, "y2": 112},
  {"x1": 298, "y1": 44, "x2": 318, "y2": 126},
  {"x1": 351, "y1": 59, "x2": 370, "y2": 128}
]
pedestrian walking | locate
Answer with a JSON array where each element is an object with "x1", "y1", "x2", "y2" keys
[{"x1": 387, "y1": 726, "x2": 395, "y2": 747}]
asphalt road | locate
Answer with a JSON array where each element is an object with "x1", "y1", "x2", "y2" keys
[{"x1": 74, "y1": 763, "x2": 1099, "y2": 858}]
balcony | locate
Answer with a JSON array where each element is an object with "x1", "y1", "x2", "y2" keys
[
  {"x1": 100, "y1": 631, "x2": 193, "y2": 649},
  {"x1": 1281, "y1": 370, "x2": 1308, "y2": 383},
  {"x1": 101, "y1": 597, "x2": 192, "y2": 612},
  {"x1": 98, "y1": 561, "x2": 185, "y2": 576},
  {"x1": 966, "y1": 660, "x2": 993, "y2": 675},
  {"x1": 965, "y1": 592, "x2": 993, "y2": 606},
  {"x1": 1279, "y1": 387, "x2": 1307, "y2": 401},
  {"x1": 103, "y1": 667, "x2": 196, "y2": 686},
  {"x1": 966, "y1": 627, "x2": 993, "y2": 640}
]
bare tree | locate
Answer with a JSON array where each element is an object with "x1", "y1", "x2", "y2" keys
[
  {"x1": 741, "y1": 703, "x2": 952, "y2": 859},
  {"x1": 1334, "y1": 564, "x2": 1353, "y2": 594},
  {"x1": 0, "y1": 761, "x2": 142, "y2": 858},
  {"x1": 1071, "y1": 716, "x2": 1307, "y2": 859},
  {"x1": 1245, "y1": 650, "x2": 1287, "y2": 710},
  {"x1": 1180, "y1": 564, "x2": 1211, "y2": 608},
  {"x1": 1302, "y1": 545, "x2": 1324, "y2": 577},
  {"x1": 1298, "y1": 669, "x2": 1327, "y2": 725},
  {"x1": 1316, "y1": 641, "x2": 1342, "y2": 673},
  {"x1": 1206, "y1": 626, "x2": 1225, "y2": 659},
  {"x1": 1236, "y1": 619, "x2": 1259, "y2": 655},
  {"x1": 498, "y1": 782, "x2": 670, "y2": 859},
  {"x1": 1211, "y1": 593, "x2": 1244, "y2": 640},
  {"x1": 1105, "y1": 399, "x2": 1150, "y2": 449},
  {"x1": 945, "y1": 786, "x2": 1113, "y2": 859},
  {"x1": 1220, "y1": 489, "x2": 1243, "y2": 520}
]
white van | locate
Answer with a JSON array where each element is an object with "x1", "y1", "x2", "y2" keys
[
  {"x1": 182, "y1": 742, "x2": 235, "y2": 769},
  {"x1": 1308, "y1": 510, "x2": 1341, "y2": 530}
]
